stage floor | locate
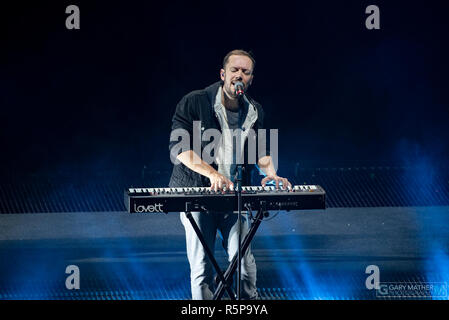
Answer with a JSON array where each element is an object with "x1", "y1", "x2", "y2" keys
[{"x1": 1, "y1": 206, "x2": 448, "y2": 300}]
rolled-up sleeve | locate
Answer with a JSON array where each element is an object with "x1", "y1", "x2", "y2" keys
[{"x1": 256, "y1": 106, "x2": 271, "y2": 160}]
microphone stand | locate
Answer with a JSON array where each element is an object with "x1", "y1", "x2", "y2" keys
[
  {"x1": 234, "y1": 88, "x2": 245, "y2": 300},
  {"x1": 235, "y1": 164, "x2": 243, "y2": 300}
]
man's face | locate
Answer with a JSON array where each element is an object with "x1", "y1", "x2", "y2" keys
[{"x1": 220, "y1": 55, "x2": 254, "y2": 99}]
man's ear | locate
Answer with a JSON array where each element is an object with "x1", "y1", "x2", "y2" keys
[
  {"x1": 220, "y1": 69, "x2": 225, "y2": 81},
  {"x1": 249, "y1": 74, "x2": 254, "y2": 86}
]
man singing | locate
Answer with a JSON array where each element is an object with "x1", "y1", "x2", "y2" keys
[{"x1": 168, "y1": 49, "x2": 291, "y2": 299}]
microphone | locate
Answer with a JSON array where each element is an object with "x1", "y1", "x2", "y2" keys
[{"x1": 234, "y1": 81, "x2": 245, "y2": 97}]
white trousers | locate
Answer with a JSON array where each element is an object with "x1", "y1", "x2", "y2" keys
[{"x1": 180, "y1": 211, "x2": 258, "y2": 300}]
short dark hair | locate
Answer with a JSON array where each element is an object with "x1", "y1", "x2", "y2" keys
[{"x1": 222, "y1": 49, "x2": 256, "y2": 71}]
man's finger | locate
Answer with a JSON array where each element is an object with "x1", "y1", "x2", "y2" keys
[
  {"x1": 261, "y1": 176, "x2": 274, "y2": 187},
  {"x1": 223, "y1": 180, "x2": 230, "y2": 191},
  {"x1": 282, "y1": 178, "x2": 288, "y2": 189}
]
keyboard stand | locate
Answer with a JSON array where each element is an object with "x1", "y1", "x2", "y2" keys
[
  {"x1": 212, "y1": 201, "x2": 266, "y2": 300},
  {"x1": 184, "y1": 201, "x2": 267, "y2": 300},
  {"x1": 184, "y1": 202, "x2": 236, "y2": 300}
]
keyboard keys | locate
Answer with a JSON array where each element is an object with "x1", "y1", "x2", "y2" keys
[{"x1": 133, "y1": 185, "x2": 318, "y2": 195}]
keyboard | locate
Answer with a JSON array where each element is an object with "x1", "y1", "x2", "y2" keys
[{"x1": 125, "y1": 185, "x2": 326, "y2": 213}]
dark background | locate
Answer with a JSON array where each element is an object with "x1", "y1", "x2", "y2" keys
[{"x1": 1, "y1": 0, "x2": 448, "y2": 180}]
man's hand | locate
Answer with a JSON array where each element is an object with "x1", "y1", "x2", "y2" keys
[
  {"x1": 261, "y1": 175, "x2": 292, "y2": 190},
  {"x1": 208, "y1": 172, "x2": 234, "y2": 192},
  {"x1": 257, "y1": 156, "x2": 291, "y2": 189}
]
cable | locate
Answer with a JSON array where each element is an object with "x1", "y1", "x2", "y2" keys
[
  {"x1": 262, "y1": 210, "x2": 281, "y2": 221},
  {"x1": 244, "y1": 203, "x2": 281, "y2": 222}
]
